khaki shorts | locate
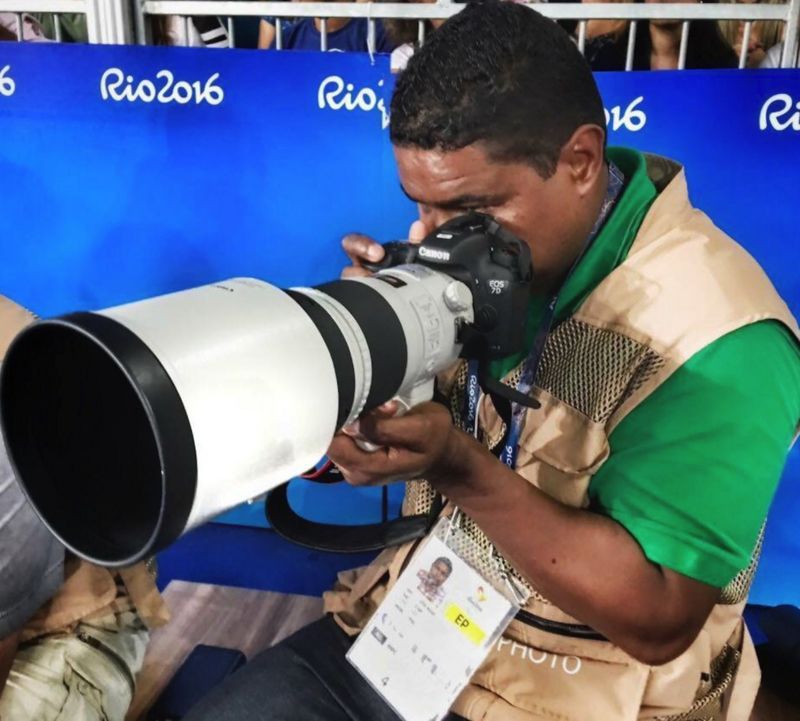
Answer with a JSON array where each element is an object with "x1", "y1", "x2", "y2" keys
[{"x1": 0, "y1": 610, "x2": 148, "y2": 721}]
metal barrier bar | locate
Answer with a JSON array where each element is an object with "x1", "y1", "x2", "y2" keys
[
  {"x1": 275, "y1": 17, "x2": 282, "y2": 49},
  {"x1": 625, "y1": 19, "x2": 637, "y2": 71},
  {"x1": 367, "y1": 16, "x2": 375, "y2": 55},
  {"x1": 182, "y1": 13, "x2": 189, "y2": 45},
  {"x1": 1, "y1": 0, "x2": 793, "y2": 68},
  {"x1": 678, "y1": 20, "x2": 689, "y2": 70},
  {"x1": 52, "y1": 11, "x2": 62, "y2": 40},
  {"x1": 227, "y1": 15, "x2": 234, "y2": 47},
  {"x1": 0, "y1": 0, "x2": 85, "y2": 12},
  {"x1": 783, "y1": 0, "x2": 800, "y2": 68},
  {"x1": 417, "y1": 18, "x2": 424, "y2": 46},
  {"x1": 139, "y1": 2, "x2": 790, "y2": 22},
  {"x1": 739, "y1": 21, "x2": 752, "y2": 70},
  {"x1": 15, "y1": 10, "x2": 22, "y2": 40},
  {"x1": 133, "y1": 0, "x2": 146, "y2": 44},
  {"x1": 82, "y1": 0, "x2": 102, "y2": 42},
  {"x1": 320, "y1": 17, "x2": 327, "y2": 51},
  {"x1": 106, "y1": 0, "x2": 131, "y2": 45}
]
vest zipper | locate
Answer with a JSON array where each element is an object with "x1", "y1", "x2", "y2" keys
[
  {"x1": 76, "y1": 631, "x2": 138, "y2": 696},
  {"x1": 514, "y1": 608, "x2": 607, "y2": 641}
]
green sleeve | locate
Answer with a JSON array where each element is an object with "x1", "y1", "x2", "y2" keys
[{"x1": 588, "y1": 321, "x2": 800, "y2": 588}]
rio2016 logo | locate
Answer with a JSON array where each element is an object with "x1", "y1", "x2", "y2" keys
[
  {"x1": 604, "y1": 96, "x2": 647, "y2": 132},
  {"x1": 0, "y1": 65, "x2": 15, "y2": 98},
  {"x1": 317, "y1": 75, "x2": 390, "y2": 129},
  {"x1": 759, "y1": 93, "x2": 800, "y2": 131},
  {"x1": 100, "y1": 68, "x2": 224, "y2": 106}
]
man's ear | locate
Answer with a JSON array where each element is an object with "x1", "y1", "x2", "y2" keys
[{"x1": 558, "y1": 124, "x2": 607, "y2": 199}]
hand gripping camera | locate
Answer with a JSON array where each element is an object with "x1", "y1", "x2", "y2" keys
[{"x1": 0, "y1": 213, "x2": 532, "y2": 566}]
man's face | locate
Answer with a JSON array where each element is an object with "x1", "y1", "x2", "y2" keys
[
  {"x1": 394, "y1": 143, "x2": 592, "y2": 293},
  {"x1": 430, "y1": 560, "x2": 451, "y2": 586}
]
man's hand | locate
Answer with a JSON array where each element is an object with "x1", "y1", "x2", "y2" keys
[
  {"x1": 341, "y1": 220, "x2": 427, "y2": 278},
  {"x1": 328, "y1": 401, "x2": 473, "y2": 486},
  {"x1": 330, "y1": 400, "x2": 720, "y2": 666}
]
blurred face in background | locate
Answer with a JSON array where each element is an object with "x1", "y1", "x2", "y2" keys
[
  {"x1": 719, "y1": 0, "x2": 785, "y2": 68},
  {"x1": 582, "y1": 0, "x2": 627, "y2": 39},
  {"x1": 646, "y1": 0, "x2": 700, "y2": 29}
]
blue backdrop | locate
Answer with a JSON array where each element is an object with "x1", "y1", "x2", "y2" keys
[{"x1": 0, "y1": 43, "x2": 797, "y2": 605}]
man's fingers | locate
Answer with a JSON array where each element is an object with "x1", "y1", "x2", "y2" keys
[
  {"x1": 358, "y1": 402, "x2": 449, "y2": 450},
  {"x1": 328, "y1": 433, "x2": 421, "y2": 485},
  {"x1": 341, "y1": 266, "x2": 373, "y2": 279},
  {"x1": 341, "y1": 233, "x2": 385, "y2": 265},
  {"x1": 341, "y1": 401, "x2": 399, "y2": 437},
  {"x1": 408, "y1": 220, "x2": 428, "y2": 244}
]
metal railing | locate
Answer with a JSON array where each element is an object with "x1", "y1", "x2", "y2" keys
[
  {"x1": 0, "y1": 0, "x2": 132, "y2": 43},
  {"x1": 2, "y1": 0, "x2": 798, "y2": 68},
  {"x1": 138, "y1": 1, "x2": 800, "y2": 68}
]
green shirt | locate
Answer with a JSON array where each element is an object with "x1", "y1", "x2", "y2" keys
[{"x1": 493, "y1": 147, "x2": 800, "y2": 588}]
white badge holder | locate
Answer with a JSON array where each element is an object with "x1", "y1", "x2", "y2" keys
[{"x1": 348, "y1": 513, "x2": 529, "y2": 721}]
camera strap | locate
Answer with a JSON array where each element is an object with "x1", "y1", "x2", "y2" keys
[{"x1": 266, "y1": 475, "x2": 444, "y2": 552}]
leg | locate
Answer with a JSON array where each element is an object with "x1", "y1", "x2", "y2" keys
[
  {"x1": 185, "y1": 616, "x2": 404, "y2": 721},
  {"x1": 0, "y1": 608, "x2": 147, "y2": 721},
  {"x1": 185, "y1": 616, "x2": 471, "y2": 721}
]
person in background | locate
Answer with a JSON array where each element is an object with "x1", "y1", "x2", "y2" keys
[
  {"x1": 582, "y1": 0, "x2": 627, "y2": 41},
  {"x1": 746, "y1": 0, "x2": 800, "y2": 69},
  {"x1": 719, "y1": 0, "x2": 785, "y2": 67},
  {"x1": 384, "y1": 0, "x2": 448, "y2": 72},
  {"x1": 258, "y1": 0, "x2": 394, "y2": 52},
  {"x1": 152, "y1": 15, "x2": 232, "y2": 47},
  {"x1": 31, "y1": 13, "x2": 88, "y2": 42},
  {"x1": 0, "y1": 13, "x2": 50, "y2": 41},
  {"x1": 0, "y1": 295, "x2": 170, "y2": 721},
  {"x1": 588, "y1": 0, "x2": 738, "y2": 70},
  {"x1": 760, "y1": 35, "x2": 799, "y2": 67}
]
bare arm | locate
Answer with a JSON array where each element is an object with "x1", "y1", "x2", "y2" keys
[{"x1": 258, "y1": 19, "x2": 275, "y2": 49}]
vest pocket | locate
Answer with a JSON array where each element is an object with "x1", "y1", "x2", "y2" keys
[
  {"x1": 641, "y1": 628, "x2": 743, "y2": 721},
  {"x1": 513, "y1": 392, "x2": 611, "y2": 509},
  {"x1": 459, "y1": 620, "x2": 650, "y2": 721}
]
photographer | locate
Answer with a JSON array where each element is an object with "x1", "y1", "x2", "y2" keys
[{"x1": 186, "y1": 3, "x2": 800, "y2": 720}]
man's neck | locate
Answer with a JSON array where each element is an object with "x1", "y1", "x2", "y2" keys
[
  {"x1": 649, "y1": 23, "x2": 682, "y2": 69},
  {"x1": 538, "y1": 163, "x2": 611, "y2": 297}
]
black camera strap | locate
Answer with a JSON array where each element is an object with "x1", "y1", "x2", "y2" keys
[{"x1": 266, "y1": 476, "x2": 443, "y2": 553}]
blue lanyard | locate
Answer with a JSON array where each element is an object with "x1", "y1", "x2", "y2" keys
[{"x1": 462, "y1": 163, "x2": 625, "y2": 469}]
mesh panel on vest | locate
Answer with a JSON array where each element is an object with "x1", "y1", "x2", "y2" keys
[
  {"x1": 654, "y1": 642, "x2": 741, "y2": 721},
  {"x1": 537, "y1": 319, "x2": 666, "y2": 424},
  {"x1": 403, "y1": 319, "x2": 760, "y2": 608}
]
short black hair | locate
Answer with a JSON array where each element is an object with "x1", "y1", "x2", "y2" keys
[{"x1": 390, "y1": 1, "x2": 606, "y2": 178}]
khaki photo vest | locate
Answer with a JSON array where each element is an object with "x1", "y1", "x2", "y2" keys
[
  {"x1": 324, "y1": 157, "x2": 800, "y2": 721},
  {"x1": 0, "y1": 295, "x2": 170, "y2": 643}
]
